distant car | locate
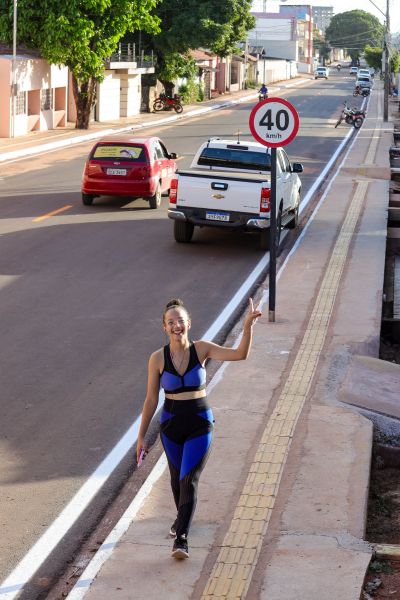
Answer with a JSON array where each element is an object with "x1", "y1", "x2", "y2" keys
[
  {"x1": 314, "y1": 66, "x2": 329, "y2": 79},
  {"x1": 358, "y1": 68, "x2": 372, "y2": 79},
  {"x1": 355, "y1": 75, "x2": 373, "y2": 89},
  {"x1": 81, "y1": 136, "x2": 178, "y2": 208},
  {"x1": 350, "y1": 66, "x2": 358, "y2": 75}
]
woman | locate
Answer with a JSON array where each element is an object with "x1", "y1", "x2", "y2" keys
[{"x1": 137, "y1": 297, "x2": 262, "y2": 559}]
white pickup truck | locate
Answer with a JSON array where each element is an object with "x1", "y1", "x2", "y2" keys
[{"x1": 168, "y1": 138, "x2": 303, "y2": 250}]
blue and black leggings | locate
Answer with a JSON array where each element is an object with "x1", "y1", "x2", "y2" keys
[{"x1": 160, "y1": 398, "x2": 214, "y2": 539}]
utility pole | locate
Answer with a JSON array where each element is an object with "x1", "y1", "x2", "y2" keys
[{"x1": 384, "y1": 0, "x2": 390, "y2": 122}]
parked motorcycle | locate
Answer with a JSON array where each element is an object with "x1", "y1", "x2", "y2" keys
[
  {"x1": 334, "y1": 101, "x2": 366, "y2": 129},
  {"x1": 153, "y1": 92, "x2": 183, "y2": 114},
  {"x1": 353, "y1": 85, "x2": 370, "y2": 97}
]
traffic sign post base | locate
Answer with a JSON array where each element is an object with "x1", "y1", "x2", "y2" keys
[{"x1": 269, "y1": 310, "x2": 275, "y2": 323}]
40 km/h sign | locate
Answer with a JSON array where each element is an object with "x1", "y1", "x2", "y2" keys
[{"x1": 249, "y1": 97, "x2": 299, "y2": 148}]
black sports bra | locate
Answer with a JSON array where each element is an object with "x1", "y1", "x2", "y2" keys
[{"x1": 160, "y1": 342, "x2": 206, "y2": 395}]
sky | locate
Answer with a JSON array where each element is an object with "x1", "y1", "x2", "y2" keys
[{"x1": 251, "y1": 1, "x2": 399, "y2": 31}]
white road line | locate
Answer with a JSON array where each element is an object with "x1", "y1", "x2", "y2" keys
[{"x1": 0, "y1": 85, "x2": 354, "y2": 600}]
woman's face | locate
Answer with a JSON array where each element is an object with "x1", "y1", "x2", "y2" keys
[{"x1": 163, "y1": 307, "x2": 191, "y2": 342}]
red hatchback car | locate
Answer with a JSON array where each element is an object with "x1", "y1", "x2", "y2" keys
[{"x1": 81, "y1": 135, "x2": 178, "y2": 209}]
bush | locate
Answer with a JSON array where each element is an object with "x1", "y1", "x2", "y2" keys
[{"x1": 178, "y1": 78, "x2": 204, "y2": 103}]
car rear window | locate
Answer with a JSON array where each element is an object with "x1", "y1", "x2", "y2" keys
[
  {"x1": 198, "y1": 147, "x2": 271, "y2": 171},
  {"x1": 91, "y1": 144, "x2": 146, "y2": 162},
  {"x1": 357, "y1": 77, "x2": 370, "y2": 83}
]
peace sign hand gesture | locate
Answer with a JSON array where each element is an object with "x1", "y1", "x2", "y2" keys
[{"x1": 244, "y1": 298, "x2": 262, "y2": 329}]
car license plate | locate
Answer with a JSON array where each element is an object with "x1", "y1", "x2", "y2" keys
[
  {"x1": 106, "y1": 168, "x2": 127, "y2": 176},
  {"x1": 206, "y1": 211, "x2": 230, "y2": 222}
]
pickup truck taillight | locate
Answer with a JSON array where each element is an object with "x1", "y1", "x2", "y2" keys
[
  {"x1": 170, "y1": 178, "x2": 178, "y2": 204},
  {"x1": 260, "y1": 187, "x2": 271, "y2": 213}
]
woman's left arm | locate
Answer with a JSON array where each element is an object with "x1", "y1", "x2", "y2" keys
[{"x1": 198, "y1": 298, "x2": 262, "y2": 362}]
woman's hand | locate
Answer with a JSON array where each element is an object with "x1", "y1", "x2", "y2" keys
[
  {"x1": 244, "y1": 297, "x2": 262, "y2": 330},
  {"x1": 136, "y1": 437, "x2": 149, "y2": 465}
]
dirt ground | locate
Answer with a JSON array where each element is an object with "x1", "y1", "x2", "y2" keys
[{"x1": 363, "y1": 336, "x2": 400, "y2": 599}]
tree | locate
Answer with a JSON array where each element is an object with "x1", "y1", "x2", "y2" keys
[
  {"x1": 0, "y1": 0, "x2": 160, "y2": 129},
  {"x1": 325, "y1": 10, "x2": 384, "y2": 64},
  {"x1": 313, "y1": 31, "x2": 331, "y2": 66},
  {"x1": 391, "y1": 49, "x2": 400, "y2": 75},
  {"x1": 364, "y1": 45, "x2": 382, "y2": 72},
  {"x1": 133, "y1": 0, "x2": 255, "y2": 95}
]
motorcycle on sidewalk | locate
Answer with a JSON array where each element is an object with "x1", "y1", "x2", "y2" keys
[{"x1": 153, "y1": 92, "x2": 183, "y2": 114}]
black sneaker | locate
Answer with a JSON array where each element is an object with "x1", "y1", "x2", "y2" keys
[
  {"x1": 171, "y1": 536, "x2": 189, "y2": 559},
  {"x1": 169, "y1": 519, "x2": 177, "y2": 538}
]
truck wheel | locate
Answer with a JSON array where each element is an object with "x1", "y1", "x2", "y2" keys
[
  {"x1": 82, "y1": 193, "x2": 94, "y2": 206},
  {"x1": 174, "y1": 221, "x2": 194, "y2": 243},
  {"x1": 259, "y1": 229, "x2": 269, "y2": 251},
  {"x1": 259, "y1": 210, "x2": 282, "y2": 251},
  {"x1": 149, "y1": 183, "x2": 161, "y2": 209},
  {"x1": 286, "y1": 198, "x2": 300, "y2": 229}
]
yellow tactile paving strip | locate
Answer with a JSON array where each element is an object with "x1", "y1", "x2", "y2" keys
[{"x1": 201, "y1": 157, "x2": 377, "y2": 598}]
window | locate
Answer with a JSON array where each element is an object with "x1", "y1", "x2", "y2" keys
[
  {"x1": 15, "y1": 92, "x2": 26, "y2": 115},
  {"x1": 41, "y1": 89, "x2": 53, "y2": 111},
  {"x1": 278, "y1": 150, "x2": 291, "y2": 172},
  {"x1": 91, "y1": 144, "x2": 146, "y2": 162},
  {"x1": 198, "y1": 147, "x2": 271, "y2": 171}
]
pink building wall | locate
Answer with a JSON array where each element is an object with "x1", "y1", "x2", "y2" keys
[{"x1": 0, "y1": 55, "x2": 68, "y2": 138}]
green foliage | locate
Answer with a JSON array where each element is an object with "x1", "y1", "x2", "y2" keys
[
  {"x1": 325, "y1": 10, "x2": 384, "y2": 62},
  {"x1": 0, "y1": 0, "x2": 160, "y2": 84},
  {"x1": 391, "y1": 49, "x2": 400, "y2": 75},
  {"x1": 178, "y1": 78, "x2": 203, "y2": 103},
  {"x1": 364, "y1": 45, "x2": 383, "y2": 72},
  {"x1": 148, "y1": 0, "x2": 255, "y2": 83},
  {"x1": 158, "y1": 53, "x2": 197, "y2": 84}
]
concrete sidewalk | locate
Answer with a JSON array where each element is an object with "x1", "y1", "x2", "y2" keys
[
  {"x1": 0, "y1": 78, "x2": 311, "y2": 163},
  {"x1": 59, "y1": 84, "x2": 394, "y2": 600}
]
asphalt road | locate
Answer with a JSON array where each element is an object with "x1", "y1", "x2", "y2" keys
[{"x1": 0, "y1": 70, "x2": 363, "y2": 589}]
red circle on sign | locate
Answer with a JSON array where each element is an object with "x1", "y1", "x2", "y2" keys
[{"x1": 249, "y1": 97, "x2": 299, "y2": 148}]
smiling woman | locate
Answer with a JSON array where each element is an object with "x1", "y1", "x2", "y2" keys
[{"x1": 136, "y1": 297, "x2": 262, "y2": 560}]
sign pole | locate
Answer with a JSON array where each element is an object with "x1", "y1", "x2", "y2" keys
[
  {"x1": 269, "y1": 147, "x2": 277, "y2": 322},
  {"x1": 248, "y1": 97, "x2": 300, "y2": 323}
]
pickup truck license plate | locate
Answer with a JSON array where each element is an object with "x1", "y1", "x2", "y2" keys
[
  {"x1": 206, "y1": 211, "x2": 230, "y2": 222},
  {"x1": 106, "y1": 168, "x2": 127, "y2": 176}
]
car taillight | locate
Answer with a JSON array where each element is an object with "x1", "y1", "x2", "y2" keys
[
  {"x1": 260, "y1": 187, "x2": 271, "y2": 213},
  {"x1": 170, "y1": 178, "x2": 178, "y2": 204},
  {"x1": 88, "y1": 162, "x2": 101, "y2": 176}
]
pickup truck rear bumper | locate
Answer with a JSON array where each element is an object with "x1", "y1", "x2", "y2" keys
[{"x1": 168, "y1": 208, "x2": 269, "y2": 231}]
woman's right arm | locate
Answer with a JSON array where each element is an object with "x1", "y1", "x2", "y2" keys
[{"x1": 136, "y1": 351, "x2": 161, "y2": 463}]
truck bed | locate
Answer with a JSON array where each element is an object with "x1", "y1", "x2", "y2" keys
[{"x1": 176, "y1": 169, "x2": 271, "y2": 183}]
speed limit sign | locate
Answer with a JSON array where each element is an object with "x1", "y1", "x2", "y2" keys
[{"x1": 249, "y1": 97, "x2": 299, "y2": 148}]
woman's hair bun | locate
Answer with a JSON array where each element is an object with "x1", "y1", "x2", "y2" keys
[
  {"x1": 163, "y1": 298, "x2": 190, "y2": 322},
  {"x1": 165, "y1": 298, "x2": 185, "y2": 310}
]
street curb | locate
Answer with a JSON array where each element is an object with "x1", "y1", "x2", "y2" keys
[{"x1": 0, "y1": 78, "x2": 310, "y2": 163}]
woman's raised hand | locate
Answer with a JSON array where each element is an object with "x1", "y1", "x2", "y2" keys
[{"x1": 244, "y1": 298, "x2": 262, "y2": 329}]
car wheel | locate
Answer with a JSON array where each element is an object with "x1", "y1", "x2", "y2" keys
[
  {"x1": 82, "y1": 193, "x2": 94, "y2": 206},
  {"x1": 174, "y1": 220, "x2": 194, "y2": 243},
  {"x1": 149, "y1": 183, "x2": 162, "y2": 209}
]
